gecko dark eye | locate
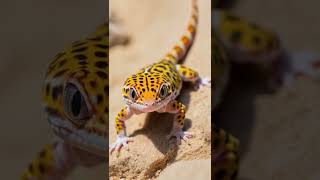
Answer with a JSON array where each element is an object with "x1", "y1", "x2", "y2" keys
[
  {"x1": 159, "y1": 84, "x2": 168, "y2": 98},
  {"x1": 129, "y1": 88, "x2": 138, "y2": 101},
  {"x1": 64, "y1": 83, "x2": 90, "y2": 124}
]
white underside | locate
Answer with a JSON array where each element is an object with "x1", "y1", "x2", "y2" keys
[{"x1": 48, "y1": 116, "x2": 107, "y2": 157}]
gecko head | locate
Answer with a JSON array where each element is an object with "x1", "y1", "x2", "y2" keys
[
  {"x1": 121, "y1": 72, "x2": 177, "y2": 112},
  {"x1": 42, "y1": 36, "x2": 108, "y2": 156}
]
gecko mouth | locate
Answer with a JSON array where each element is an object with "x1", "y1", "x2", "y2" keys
[{"x1": 48, "y1": 115, "x2": 107, "y2": 156}]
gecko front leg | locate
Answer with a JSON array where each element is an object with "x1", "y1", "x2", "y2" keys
[
  {"x1": 109, "y1": 106, "x2": 134, "y2": 153},
  {"x1": 158, "y1": 100, "x2": 193, "y2": 145},
  {"x1": 22, "y1": 140, "x2": 106, "y2": 180}
]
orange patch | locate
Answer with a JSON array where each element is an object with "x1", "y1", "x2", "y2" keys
[{"x1": 181, "y1": 36, "x2": 190, "y2": 47}]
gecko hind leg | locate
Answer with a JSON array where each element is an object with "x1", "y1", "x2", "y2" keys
[{"x1": 213, "y1": 126, "x2": 240, "y2": 180}]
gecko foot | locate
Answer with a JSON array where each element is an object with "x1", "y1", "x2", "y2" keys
[
  {"x1": 200, "y1": 77, "x2": 211, "y2": 87},
  {"x1": 194, "y1": 76, "x2": 211, "y2": 90},
  {"x1": 167, "y1": 129, "x2": 193, "y2": 145},
  {"x1": 109, "y1": 135, "x2": 133, "y2": 153}
]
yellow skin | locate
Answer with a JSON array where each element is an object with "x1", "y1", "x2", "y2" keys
[
  {"x1": 21, "y1": 24, "x2": 111, "y2": 180},
  {"x1": 109, "y1": 0, "x2": 211, "y2": 152}
]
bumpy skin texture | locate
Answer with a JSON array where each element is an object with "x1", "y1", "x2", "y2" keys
[
  {"x1": 21, "y1": 23, "x2": 114, "y2": 180},
  {"x1": 109, "y1": 0, "x2": 207, "y2": 152}
]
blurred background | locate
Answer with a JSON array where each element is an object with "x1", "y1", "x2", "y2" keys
[
  {"x1": 0, "y1": 0, "x2": 106, "y2": 179},
  {"x1": 214, "y1": 0, "x2": 320, "y2": 179}
]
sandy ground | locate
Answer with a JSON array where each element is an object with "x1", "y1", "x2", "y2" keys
[
  {"x1": 216, "y1": 0, "x2": 320, "y2": 179},
  {"x1": 0, "y1": 0, "x2": 106, "y2": 179},
  {"x1": 109, "y1": 0, "x2": 211, "y2": 179}
]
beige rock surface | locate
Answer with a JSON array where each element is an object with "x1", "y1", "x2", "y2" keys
[
  {"x1": 158, "y1": 159, "x2": 211, "y2": 180},
  {"x1": 109, "y1": 0, "x2": 211, "y2": 179}
]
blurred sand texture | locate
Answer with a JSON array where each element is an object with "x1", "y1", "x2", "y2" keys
[
  {"x1": 216, "y1": 0, "x2": 320, "y2": 179},
  {"x1": 109, "y1": 0, "x2": 211, "y2": 179}
]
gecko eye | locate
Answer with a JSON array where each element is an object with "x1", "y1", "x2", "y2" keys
[
  {"x1": 159, "y1": 84, "x2": 168, "y2": 98},
  {"x1": 129, "y1": 88, "x2": 138, "y2": 101},
  {"x1": 64, "y1": 83, "x2": 90, "y2": 124}
]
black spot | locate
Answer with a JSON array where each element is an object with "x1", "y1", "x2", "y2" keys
[
  {"x1": 88, "y1": 37, "x2": 102, "y2": 41},
  {"x1": 58, "y1": 59, "x2": 67, "y2": 67},
  {"x1": 90, "y1": 81, "x2": 97, "y2": 88},
  {"x1": 95, "y1": 44, "x2": 108, "y2": 49},
  {"x1": 104, "y1": 85, "x2": 109, "y2": 95},
  {"x1": 142, "y1": 88, "x2": 145, "y2": 92},
  {"x1": 156, "y1": 65, "x2": 167, "y2": 69},
  {"x1": 95, "y1": 61, "x2": 108, "y2": 69},
  {"x1": 96, "y1": 71, "x2": 108, "y2": 79},
  {"x1": 71, "y1": 47, "x2": 88, "y2": 53},
  {"x1": 230, "y1": 31, "x2": 242, "y2": 43},
  {"x1": 74, "y1": 54, "x2": 87, "y2": 60},
  {"x1": 28, "y1": 164, "x2": 34, "y2": 173},
  {"x1": 54, "y1": 52, "x2": 66, "y2": 60},
  {"x1": 39, "y1": 150, "x2": 46, "y2": 158},
  {"x1": 53, "y1": 69, "x2": 68, "y2": 78},
  {"x1": 97, "y1": 94, "x2": 103, "y2": 104},
  {"x1": 154, "y1": 68, "x2": 163, "y2": 73},
  {"x1": 52, "y1": 85, "x2": 63, "y2": 100},
  {"x1": 38, "y1": 162, "x2": 46, "y2": 174},
  {"x1": 252, "y1": 35, "x2": 261, "y2": 45},
  {"x1": 95, "y1": 51, "x2": 107, "y2": 58}
]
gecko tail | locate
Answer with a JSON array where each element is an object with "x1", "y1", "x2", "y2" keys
[
  {"x1": 164, "y1": 0, "x2": 198, "y2": 64},
  {"x1": 281, "y1": 51, "x2": 320, "y2": 87}
]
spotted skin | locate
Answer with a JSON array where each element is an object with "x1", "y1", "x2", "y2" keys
[
  {"x1": 21, "y1": 23, "x2": 113, "y2": 179},
  {"x1": 213, "y1": 9, "x2": 320, "y2": 89},
  {"x1": 109, "y1": 0, "x2": 207, "y2": 152},
  {"x1": 21, "y1": 144, "x2": 55, "y2": 180}
]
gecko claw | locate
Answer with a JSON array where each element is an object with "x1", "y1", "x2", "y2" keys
[
  {"x1": 167, "y1": 129, "x2": 193, "y2": 145},
  {"x1": 200, "y1": 77, "x2": 211, "y2": 87},
  {"x1": 109, "y1": 135, "x2": 133, "y2": 153},
  {"x1": 194, "y1": 77, "x2": 211, "y2": 90}
]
